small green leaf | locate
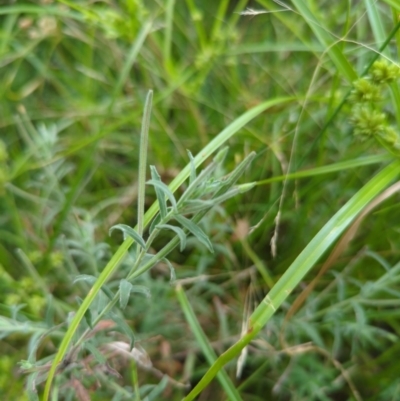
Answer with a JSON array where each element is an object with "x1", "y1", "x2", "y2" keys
[
  {"x1": 146, "y1": 179, "x2": 178, "y2": 212},
  {"x1": 163, "y1": 258, "x2": 176, "y2": 283},
  {"x1": 150, "y1": 166, "x2": 168, "y2": 219},
  {"x1": 213, "y1": 146, "x2": 229, "y2": 164},
  {"x1": 149, "y1": 213, "x2": 162, "y2": 234},
  {"x1": 181, "y1": 199, "x2": 214, "y2": 214},
  {"x1": 187, "y1": 150, "x2": 197, "y2": 184},
  {"x1": 76, "y1": 297, "x2": 93, "y2": 329},
  {"x1": 109, "y1": 224, "x2": 146, "y2": 249},
  {"x1": 215, "y1": 152, "x2": 256, "y2": 196},
  {"x1": 157, "y1": 224, "x2": 187, "y2": 251},
  {"x1": 178, "y1": 162, "x2": 219, "y2": 206},
  {"x1": 130, "y1": 285, "x2": 151, "y2": 298},
  {"x1": 119, "y1": 280, "x2": 151, "y2": 309},
  {"x1": 174, "y1": 215, "x2": 213, "y2": 253},
  {"x1": 73, "y1": 274, "x2": 97, "y2": 285},
  {"x1": 119, "y1": 279, "x2": 133, "y2": 310},
  {"x1": 27, "y1": 374, "x2": 40, "y2": 401},
  {"x1": 85, "y1": 342, "x2": 107, "y2": 364},
  {"x1": 111, "y1": 313, "x2": 135, "y2": 350}
]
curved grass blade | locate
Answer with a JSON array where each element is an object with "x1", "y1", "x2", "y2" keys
[
  {"x1": 176, "y1": 285, "x2": 243, "y2": 401},
  {"x1": 182, "y1": 160, "x2": 400, "y2": 401},
  {"x1": 291, "y1": 0, "x2": 357, "y2": 83},
  {"x1": 256, "y1": 154, "x2": 392, "y2": 185}
]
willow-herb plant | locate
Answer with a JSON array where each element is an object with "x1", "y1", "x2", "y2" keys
[
  {"x1": 21, "y1": 90, "x2": 258, "y2": 400},
  {"x1": 350, "y1": 59, "x2": 400, "y2": 155}
]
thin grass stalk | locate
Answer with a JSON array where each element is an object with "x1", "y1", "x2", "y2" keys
[{"x1": 137, "y1": 90, "x2": 153, "y2": 239}]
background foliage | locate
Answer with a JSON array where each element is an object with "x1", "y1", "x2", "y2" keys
[{"x1": 1, "y1": 0, "x2": 400, "y2": 400}]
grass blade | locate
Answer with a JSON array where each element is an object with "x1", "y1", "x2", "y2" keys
[
  {"x1": 109, "y1": 22, "x2": 153, "y2": 110},
  {"x1": 183, "y1": 160, "x2": 400, "y2": 401},
  {"x1": 137, "y1": 90, "x2": 153, "y2": 237},
  {"x1": 176, "y1": 284, "x2": 243, "y2": 401},
  {"x1": 291, "y1": 0, "x2": 357, "y2": 83}
]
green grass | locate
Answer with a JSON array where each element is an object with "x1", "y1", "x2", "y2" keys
[{"x1": 1, "y1": 1, "x2": 400, "y2": 400}]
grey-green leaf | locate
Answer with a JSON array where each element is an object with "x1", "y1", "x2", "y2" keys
[
  {"x1": 109, "y1": 224, "x2": 146, "y2": 249},
  {"x1": 130, "y1": 285, "x2": 151, "y2": 298},
  {"x1": 73, "y1": 274, "x2": 97, "y2": 285},
  {"x1": 187, "y1": 150, "x2": 197, "y2": 184},
  {"x1": 157, "y1": 224, "x2": 187, "y2": 251},
  {"x1": 149, "y1": 213, "x2": 162, "y2": 234},
  {"x1": 111, "y1": 313, "x2": 135, "y2": 350},
  {"x1": 146, "y1": 179, "x2": 178, "y2": 212},
  {"x1": 119, "y1": 279, "x2": 133, "y2": 310},
  {"x1": 215, "y1": 152, "x2": 256, "y2": 197},
  {"x1": 174, "y1": 215, "x2": 213, "y2": 253},
  {"x1": 163, "y1": 258, "x2": 176, "y2": 283},
  {"x1": 150, "y1": 165, "x2": 168, "y2": 219}
]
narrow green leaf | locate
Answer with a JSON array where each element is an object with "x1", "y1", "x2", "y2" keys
[
  {"x1": 147, "y1": 375, "x2": 169, "y2": 401},
  {"x1": 187, "y1": 150, "x2": 197, "y2": 184},
  {"x1": 213, "y1": 146, "x2": 229, "y2": 164},
  {"x1": 163, "y1": 0, "x2": 176, "y2": 71},
  {"x1": 178, "y1": 161, "x2": 219, "y2": 206},
  {"x1": 183, "y1": 161, "x2": 400, "y2": 401},
  {"x1": 73, "y1": 274, "x2": 97, "y2": 285},
  {"x1": 176, "y1": 285, "x2": 243, "y2": 401},
  {"x1": 119, "y1": 279, "x2": 133, "y2": 310},
  {"x1": 212, "y1": 183, "x2": 256, "y2": 205},
  {"x1": 174, "y1": 215, "x2": 213, "y2": 253},
  {"x1": 163, "y1": 258, "x2": 176, "y2": 283},
  {"x1": 215, "y1": 152, "x2": 256, "y2": 196},
  {"x1": 150, "y1": 166, "x2": 168, "y2": 219},
  {"x1": 137, "y1": 90, "x2": 153, "y2": 238},
  {"x1": 27, "y1": 374, "x2": 40, "y2": 401},
  {"x1": 131, "y1": 285, "x2": 151, "y2": 298},
  {"x1": 256, "y1": 154, "x2": 392, "y2": 186},
  {"x1": 291, "y1": 0, "x2": 357, "y2": 83},
  {"x1": 85, "y1": 342, "x2": 107, "y2": 364},
  {"x1": 147, "y1": 179, "x2": 178, "y2": 212},
  {"x1": 149, "y1": 213, "x2": 162, "y2": 234},
  {"x1": 181, "y1": 199, "x2": 214, "y2": 214},
  {"x1": 157, "y1": 224, "x2": 187, "y2": 251},
  {"x1": 109, "y1": 224, "x2": 146, "y2": 249},
  {"x1": 365, "y1": 0, "x2": 400, "y2": 126},
  {"x1": 111, "y1": 313, "x2": 135, "y2": 350},
  {"x1": 76, "y1": 297, "x2": 92, "y2": 329},
  {"x1": 109, "y1": 23, "x2": 152, "y2": 109}
]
